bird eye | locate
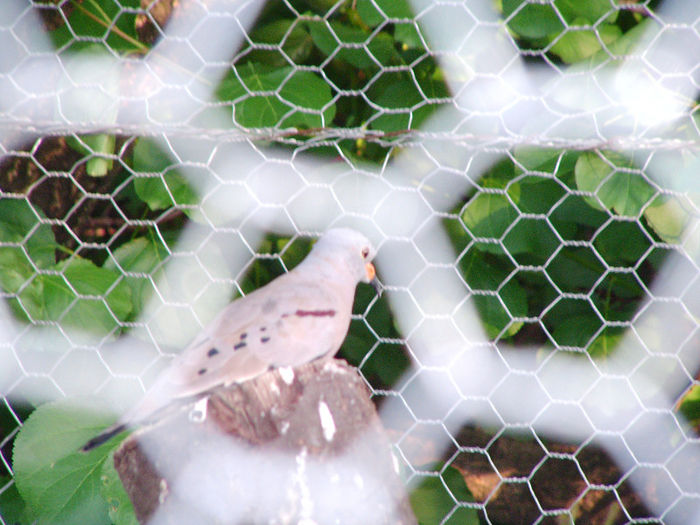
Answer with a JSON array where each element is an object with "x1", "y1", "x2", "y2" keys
[{"x1": 361, "y1": 246, "x2": 370, "y2": 259}]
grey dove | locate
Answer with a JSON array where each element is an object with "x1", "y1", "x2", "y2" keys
[{"x1": 82, "y1": 228, "x2": 378, "y2": 451}]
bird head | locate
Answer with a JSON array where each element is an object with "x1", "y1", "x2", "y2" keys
[{"x1": 311, "y1": 228, "x2": 380, "y2": 292}]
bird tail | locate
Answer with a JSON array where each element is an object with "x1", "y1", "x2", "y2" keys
[{"x1": 81, "y1": 423, "x2": 128, "y2": 452}]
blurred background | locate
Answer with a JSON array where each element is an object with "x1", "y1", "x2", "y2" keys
[{"x1": 0, "y1": 0, "x2": 699, "y2": 523}]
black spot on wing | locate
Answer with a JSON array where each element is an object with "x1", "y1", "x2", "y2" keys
[
  {"x1": 207, "y1": 348, "x2": 219, "y2": 357},
  {"x1": 261, "y1": 336, "x2": 270, "y2": 343},
  {"x1": 234, "y1": 341, "x2": 246, "y2": 350},
  {"x1": 295, "y1": 309, "x2": 336, "y2": 317},
  {"x1": 198, "y1": 368, "x2": 207, "y2": 375},
  {"x1": 240, "y1": 332, "x2": 248, "y2": 339}
]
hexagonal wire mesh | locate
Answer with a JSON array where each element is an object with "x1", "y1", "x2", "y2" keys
[{"x1": 1, "y1": 0, "x2": 699, "y2": 523}]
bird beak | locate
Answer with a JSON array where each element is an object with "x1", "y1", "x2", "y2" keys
[
  {"x1": 365, "y1": 262, "x2": 382, "y2": 295},
  {"x1": 365, "y1": 262, "x2": 376, "y2": 282}
]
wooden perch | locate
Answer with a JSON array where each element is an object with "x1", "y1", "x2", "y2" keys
[{"x1": 113, "y1": 359, "x2": 417, "y2": 524}]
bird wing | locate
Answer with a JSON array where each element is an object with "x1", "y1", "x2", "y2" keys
[{"x1": 125, "y1": 274, "x2": 350, "y2": 422}]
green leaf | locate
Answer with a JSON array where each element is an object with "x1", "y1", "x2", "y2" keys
[
  {"x1": 460, "y1": 248, "x2": 526, "y2": 338},
  {"x1": 643, "y1": 196, "x2": 690, "y2": 244},
  {"x1": 306, "y1": 19, "x2": 340, "y2": 56},
  {"x1": 502, "y1": 219, "x2": 558, "y2": 264},
  {"x1": 67, "y1": 134, "x2": 116, "y2": 176},
  {"x1": 134, "y1": 172, "x2": 198, "y2": 211},
  {"x1": 461, "y1": 193, "x2": 518, "y2": 245},
  {"x1": 218, "y1": 64, "x2": 335, "y2": 128},
  {"x1": 354, "y1": 342, "x2": 410, "y2": 390},
  {"x1": 442, "y1": 467, "x2": 479, "y2": 523},
  {"x1": 356, "y1": 0, "x2": 413, "y2": 27},
  {"x1": 246, "y1": 19, "x2": 314, "y2": 66},
  {"x1": 575, "y1": 152, "x2": 654, "y2": 216},
  {"x1": 508, "y1": 176, "x2": 565, "y2": 214},
  {"x1": 598, "y1": 172, "x2": 655, "y2": 217},
  {"x1": 278, "y1": 70, "x2": 336, "y2": 127},
  {"x1": 100, "y1": 451, "x2": 138, "y2": 525},
  {"x1": 371, "y1": 0, "x2": 413, "y2": 18},
  {"x1": 410, "y1": 467, "x2": 479, "y2": 525},
  {"x1": 105, "y1": 235, "x2": 167, "y2": 276},
  {"x1": 512, "y1": 147, "x2": 561, "y2": 172},
  {"x1": 417, "y1": 66, "x2": 450, "y2": 102},
  {"x1": 47, "y1": 0, "x2": 142, "y2": 54},
  {"x1": 307, "y1": 21, "x2": 400, "y2": 69},
  {"x1": 0, "y1": 199, "x2": 57, "y2": 315},
  {"x1": 61, "y1": 258, "x2": 131, "y2": 318},
  {"x1": 474, "y1": 286, "x2": 527, "y2": 340},
  {"x1": 18, "y1": 258, "x2": 132, "y2": 339},
  {"x1": 594, "y1": 221, "x2": 650, "y2": 266},
  {"x1": 551, "y1": 313, "x2": 602, "y2": 348},
  {"x1": 366, "y1": 58, "x2": 447, "y2": 132},
  {"x1": 545, "y1": 297, "x2": 604, "y2": 350},
  {"x1": 104, "y1": 0, "x2": 141, "y2": 52},
  {"x1": 604, "y1": 19, "x2": 653, "y2": 57},
  {"x1": 85, "y1": 134, "x2": 115, "y2": 177},
  {"x1": 549, "y1": 22, "x2": 621, "y2": 64},
  {"x1": 297, "y1": 0, "x2": 341, "y2": 14},
  {"x1": 132, "y1": 138, "x2": 198, "y2": 211},
  {"x1": 549, "y1": 194, "x2": 609, "y2": 240},
  {"x1": 307, "y1": 20, "x2": 375, "y2": 69},
  {"x1": 459, "y1": 248, "x2": 510, "y2": 292},
  {"x1": 49, "y1": 4, "x2": 116, "y2": 45},
  {"x1": 588, "y1": 327, "x2": 624, "y2": 358},
  {"x1": 0, "y1": 248, "x2": 35, "y2": 300},
  {"x1": 0, "y1": 481, "x2": 28, "y2": 525},
  {"x1": 484, "y1": 279, "x2": 527, "y2": 339},
  {"x1": 368, "y1": 31, "x2": 401, "y2": 66},
  {"x1": 592, "y1": 273, "x2": 644, "y2": 323},
  {"x1": 132, "y1": 136, "x2": 172, "y2": 173},
  {"x1": 502, "y1": 0, "x2": 564, "y2": 40},
  {"x1": 369, "y1": 78, "x2": 422, "y2": 132},
  {"x1": 678, "y1": 385, "x2": 700, "y2": 425},
  {"x1": 574, "y1": 153, "x2": 608, "y2": 211},
  {"x1": 458, "y1": 158, "x2": 514, "y2": 191},
  {"x1": 0, "y1": 198, "x2": 57, "y2": 269},
  {"x1": 12, "y1": 399, "x2": 122, "y2": 525},
  {"x1": 546, "y1": 247, "x2": 605, "y2": 293},
  {"x1": 105, "y1": 236, "x2": 169, "y2": 315},
  {"x1": 554, "y1": 0, "x2": 617, "y2": 24},
  {"x1": 394, "y1": 23, "x2": 423, "y2": 48}
]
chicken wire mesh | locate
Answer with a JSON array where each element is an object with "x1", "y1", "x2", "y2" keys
[{"x1": 1, "y1": 0, "x2": 699, "y2": 523}]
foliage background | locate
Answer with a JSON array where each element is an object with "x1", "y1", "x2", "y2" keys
[{"x1": 1, "y1": 0, "x2": 699, "y2": 524}]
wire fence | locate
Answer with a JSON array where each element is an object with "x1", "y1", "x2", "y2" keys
[{"x1": 1, "y1": 0, "x2": 699, "y2": 523}]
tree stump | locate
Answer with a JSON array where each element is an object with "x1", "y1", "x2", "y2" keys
[{"x1": 113, "y1": 359, "x2": 417, "y2": 524}]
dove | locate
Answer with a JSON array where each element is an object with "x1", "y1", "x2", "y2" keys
[{"x1": 82, "y1": 228, "x2": 378, "y2": 451}]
